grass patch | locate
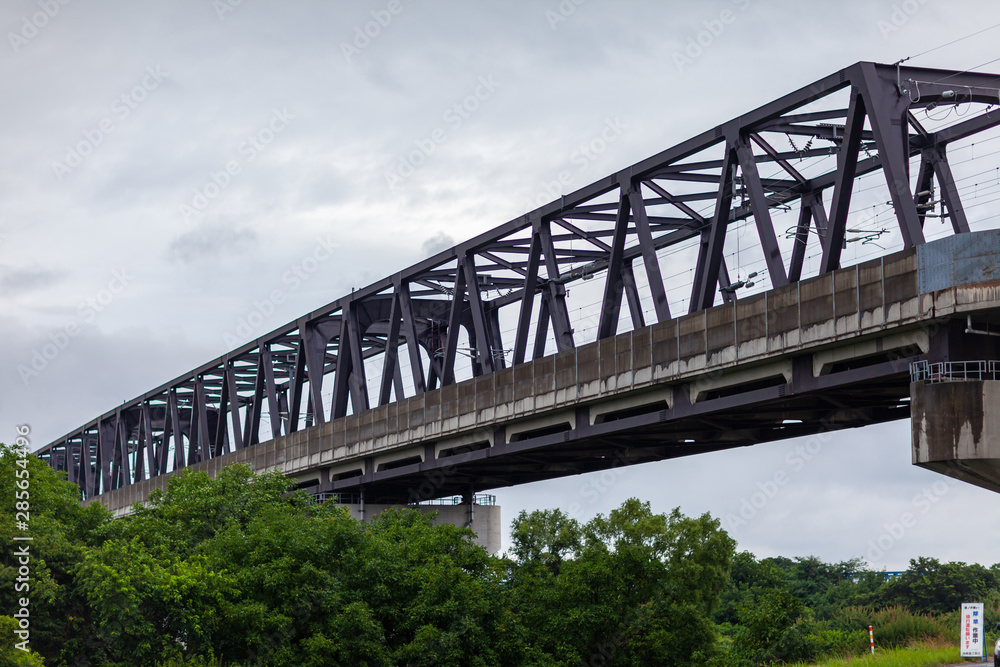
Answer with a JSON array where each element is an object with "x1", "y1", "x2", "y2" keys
[{"x1": 784, "y1": 642, "x2": 974, "y2": 667}]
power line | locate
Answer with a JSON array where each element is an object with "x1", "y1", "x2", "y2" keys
[
  {"x1": 896, "y1": 22, "x2": 1000, "y2": 65},
  {"x1": 931, "y1": 55, "x2": 1000, "y2": 84}
]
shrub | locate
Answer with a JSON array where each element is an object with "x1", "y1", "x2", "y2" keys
[
  {"x1": 834, "y1": 605, "x2": 948, "y2": 651},
  {"x1": 801, "y1": 627, "x2": 870, "y2": 657}
]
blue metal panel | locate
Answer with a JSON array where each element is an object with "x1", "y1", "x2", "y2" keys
[{"x1": 918, "y1": 229, "x2": 1000, "y2": 294}]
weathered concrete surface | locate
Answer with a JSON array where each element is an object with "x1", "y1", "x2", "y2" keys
[
  {"x1": 90, "y1": 228, "x2": 1000, "y2": 512},
  {"x1": 912, "y1": 380, "x2": 1000, "y2": 493},
  {"x1": 94, "y1": 247, "x2": 932, "y2": 513}
]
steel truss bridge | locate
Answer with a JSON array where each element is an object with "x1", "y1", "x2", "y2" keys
[{"x1": 36, "y1": 62, "x2": 1000, "y2": 504}]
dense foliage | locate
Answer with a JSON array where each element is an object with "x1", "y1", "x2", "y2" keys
[
  {"x1": 1, "y1": 442, "x2": 998, "y2": 666},
  {"x1": 0, "y1": 444, "x2": 736, "y2": 666},
  {"x1": 715, "y1": 552, "x2": 1000, "y2": 665}
]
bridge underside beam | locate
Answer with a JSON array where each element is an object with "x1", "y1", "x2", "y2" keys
[
  {"x1": 326, "y1": 358, "x2": 915, "y2": 504},
  {"x1": 36, "y1": 61, "x2": 1000, "y2": 501},
  {"x1": 84, "y1": 234, "x2": 1000, "y2": 515}
]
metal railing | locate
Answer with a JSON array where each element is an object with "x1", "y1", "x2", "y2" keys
[
  {"x1": 309, "y1": 492, "x2": 497, "y2": 506},
  {"x1": 418, "y1": 494, "x2": 497, "y2": 507},
  {"x1": 310, "y1": 492, "x2": 343, "y2": 504},
  {"x1": 910, "y1": 360, "x2": 1000, "y2": 383}
]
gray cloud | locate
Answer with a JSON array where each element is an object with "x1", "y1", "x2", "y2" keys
[
  {"x1": 421, "y1": 231, "x2": 454, "y2": 256},
  {"x1": 0, "y1": 265, "x2": 66, "y2": 294},
  {"x1": 2, "y1": 0, "x2": 999, "y2": 569},
  {"x1": 167, "y1": 223, "x2": 259, "y2": 264}
]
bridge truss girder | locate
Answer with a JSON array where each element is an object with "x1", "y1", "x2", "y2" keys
[{"x1": 36, "y1": 61, "x2": 1000, "y2": 499}]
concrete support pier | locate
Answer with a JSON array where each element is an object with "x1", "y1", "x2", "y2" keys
[
  {"x1": 911, "y1": 365, "x2": 1000, "y2": 493},
  {"x1": 339, "y1": 498, "x2": 501, "y2": 555}
]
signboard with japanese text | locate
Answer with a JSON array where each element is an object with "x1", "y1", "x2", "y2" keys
[{"x1": 960, "y1": 602, "x2": 984, "y2": 658}]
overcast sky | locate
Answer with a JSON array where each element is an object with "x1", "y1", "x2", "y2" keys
[{"x1": 3, "y1": 0, "x2": 1000, "y2": 569}]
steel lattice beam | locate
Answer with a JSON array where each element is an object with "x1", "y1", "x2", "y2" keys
[{"x1": 35, "y1": 62, "x2": 1000, "y2": 499}]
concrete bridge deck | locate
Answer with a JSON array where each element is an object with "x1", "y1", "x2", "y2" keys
[
  {"x1": 93, "y1": 229, "x2": 1000, "y2": 514},
  {"x1": 38, "y1": 62, "x2": 1000, "y2": 518}
]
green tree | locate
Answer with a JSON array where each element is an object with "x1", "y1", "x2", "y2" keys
[
  {"x1": 79, "y1": 463, "x2": 527, "y2": 666},
  {"x1": 823, "y1": 567, "x2": 888, "y2": 614},
  {"x1": 882, "y1": 557, "x2": 998, "y2": 614},
  {"x1": 75, "y1": 538, "x2": 231, "y2": 664},
  {"x1": 359, "y1": 508, "x2": 524, "y2": 666},
  {"x1": 764, "y1": 556, "x2": 855, "y2": 616},
  {"x1": 511, "y1": 499, "x2": 736, "y2": 666},
  {"x1": 0, "y1": 615, "x2": 46, "y2": 666},
  {"x1": 716, "y1": 551, "x2": 788, "y2": 625},
  {"x1": 728, "y1": 589, "x2": 810, "y2": 666},
  {"x1": 508, "y1": 508, "x2": 581, "y2": 574},
  {"x1": 0, "y1": 442, "x2": 111, "y2": 664},
  {"x1": 105, "y1": 463, "x2": 305, "y2": 556}
]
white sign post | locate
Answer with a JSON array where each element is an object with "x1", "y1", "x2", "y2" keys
[{"x1": 960, "y1": 602, "x2": 985, "y2": 659}]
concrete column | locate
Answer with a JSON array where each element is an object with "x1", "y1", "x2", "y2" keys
[
  {"x1": 462, "y1": 488, "x2": 475, "y2": 529},
  {"x1": 911, "y1": 379, "x2": 1000, "y2": 493},
  {"x1": 340, "y1": 501, "x2": 501, "y2": 554}
]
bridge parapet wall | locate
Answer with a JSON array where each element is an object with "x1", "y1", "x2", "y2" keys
[
  {"x1": 92, "y1": 246, "x2": 933, "y2": 514},
  {"x1": 92, "y1": 227, "x2": 1000, "y2": 515},
  {"x1": 293, "y1": 248, "x2": 925, "y2": 472}
]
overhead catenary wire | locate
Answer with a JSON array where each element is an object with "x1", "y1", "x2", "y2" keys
[
  {"x1": 894, "y1": 22, "x2": 1000, "y2": 66},
  {"x1": 930, "y1": 55, "x2": 1000, "y2": 85},
  {"x1": 348, "y1": 103, "x2": 1000, "y2": 396}
]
